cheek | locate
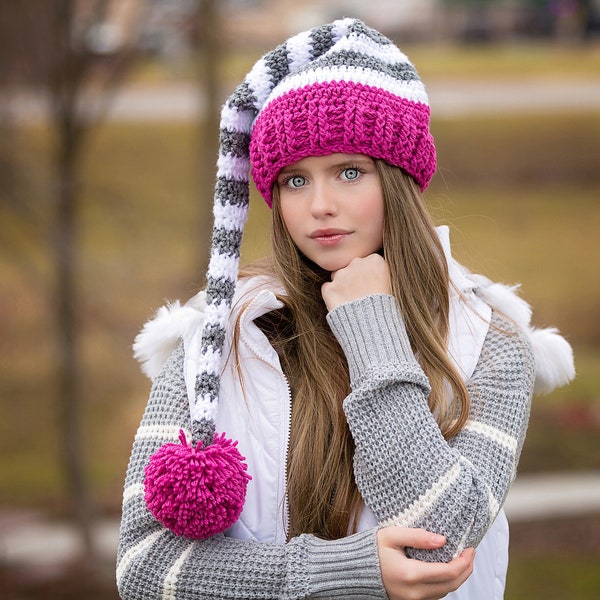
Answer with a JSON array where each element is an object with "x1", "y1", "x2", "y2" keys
[
  {"x1": 356, "y1": 193, "x2": 385, "y2": 232},
  {"x1": 278, "y1": 201, "x2": 303, "y2": 240}
]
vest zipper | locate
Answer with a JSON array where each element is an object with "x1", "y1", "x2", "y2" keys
[{"x1": 238, "y1": 296, "x2": 292, "y2": 543}]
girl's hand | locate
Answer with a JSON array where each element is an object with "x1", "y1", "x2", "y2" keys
[
  {"x1": 377, "y1": 527, "x2": 475, "y2": 600},
  {"x1": 321, "y1": 253, "x2": 391, "y2": 311}
]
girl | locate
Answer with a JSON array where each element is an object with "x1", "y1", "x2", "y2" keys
[{"x1": 117, "y1": 18, "x2": 574, "y2": 600}]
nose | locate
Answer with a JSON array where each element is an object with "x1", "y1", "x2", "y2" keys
[{"x1": 309, "y1": 179, "x2": 338, "y2": 218}]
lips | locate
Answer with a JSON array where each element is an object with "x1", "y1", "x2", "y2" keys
[{"x1": 309, "y1": 229, "x2": 351, "y2": 246}]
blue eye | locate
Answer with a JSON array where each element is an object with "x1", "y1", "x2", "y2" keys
[
  {"x1": 342, "y1": 168, "x2": 360, "y2": 180},
  {"x1": 288, "y1": 175, "x2": 306, "y2": 188}
]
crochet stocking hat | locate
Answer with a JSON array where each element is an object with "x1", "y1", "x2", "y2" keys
[{"x1": 144, "y1": 17, "x2": 436, "y2": 539}]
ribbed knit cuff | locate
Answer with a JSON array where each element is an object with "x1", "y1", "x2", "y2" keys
[
  {"x1": 304, "y1": 528, "x2": 387, "y2": 598},
  {"x1": 326, "y1": 294, "x2": 417, "y2": 386}
]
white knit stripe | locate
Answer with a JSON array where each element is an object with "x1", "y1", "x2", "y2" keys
[
  {"x1": 196, "y1": 343, "x2": 222, "y2": 376},
  {"x1": 216, "y1": 152, "x2": 250, "y2": 182},
  {"x1": 285, "y1": 29, "x2": 314, "y2": 72},
  {"x1": 116, "y1": 529, "x2": 166, "y2": 583},
  {"x1": 212, "y1": 200, "x2": 248, "y2": 232},
  {"x1": 487, "y1": 486, "x2": 501, "y2": 516},
  {"x1": 202, "y1": 298, "x2": 231, "y2": 328},
  {"x1": 203, "y1": 297, "x2": 234, "y2": 326},
  {"x1": 191, "y1": 395, "x2": 218, "y2": 423},
  {"x1": 162, "y1": 542, "x2": 194, "y2": 600},
  {"x1": 382, "y1": 462, "x2": 462, "y2": 527},
  {"x1": 336, "y1": 32, "x2": 413, "y2": 65},
  {"x1": 331, "y1": 17, "x2": 354, "y2": 41},
  {"x1": 220, "y1": 104, "x2": 254, "y2": 134},
  {"x1": 206, "y1": 250, "x2": 239, "y2": 286},
  {"x1": 207, "y1": 252, "x2": 243, "y2": 284},
  {"x1": 454, "y1": 524, "x2": 472, "y2": 559},
  {"x1": 244, "y1": 56, "x2": 276, "y2": 110},
  {"x1": 464, "y1": 420, "x2": 518, "y2": 455},
  {"x1": 135, "y1": 424, "x2": 187, "y2": 442},
  {"x1": 123, "y1": 483, "x2": 145, "y2": 505},
  {"x1": 447, "y1": 486, "x2": 499, "y2": 560},
  {"x1": 261, "y1": 66, "x2": 428, "y2": 110}
]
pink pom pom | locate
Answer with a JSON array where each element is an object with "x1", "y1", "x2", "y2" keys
[{"x1": 144, "y1": 430, "x2": 251, "y2": 539}]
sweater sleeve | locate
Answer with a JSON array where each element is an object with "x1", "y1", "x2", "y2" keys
[
  {"x1": 326, "y1": 294, "x2": 535, "y2": 563},
  {"x1": 117, "y1": 345, "x2": 386, "y2": 600}
]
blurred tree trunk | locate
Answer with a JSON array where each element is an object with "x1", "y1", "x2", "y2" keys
[
  {"x1": 196, "y1": 0, "x2": 221, "y2": 281},
  {"x1": 0, "y1": 0, "x2": 147, "y2": 566},
  {"x1": 48, "y1": 0, "x2": 146, "y2": 565},
  {"x1": 50, "y1": 0, "x2": 95, "y2": 562}
]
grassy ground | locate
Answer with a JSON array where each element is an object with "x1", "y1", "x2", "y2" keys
[{"x1": 0, "y1": 48, "x2": 599, "y2": 597}]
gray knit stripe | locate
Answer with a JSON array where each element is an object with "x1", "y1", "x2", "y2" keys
[
  {"x1": 309, "y1": 23, "x2": 336, "y2": 58},
  {"x1": 210, "y1": 227, "x2": 243, "y2": 258},
  {"x1": 219, "y1": 129, "x2": 251, "y2": 158},
  {"x1": 215, "y1": 177, "x2": 250, "y2": 206},
  {"x1": 346, "y1": 19, "x2": 393, "y2": 45},
  {"x1": 264, "y1": 42, "x2": 290, "y2": 83},
  {"x1": 226, "y1": 80, "x2": 257, "y2": 110},
  {"x1": 295, "y1": 50, "x2": 420, "y2": 82}
]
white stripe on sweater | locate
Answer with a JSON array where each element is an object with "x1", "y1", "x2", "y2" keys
[
  {"x1": 195, "y1": 346, "x2": 222, "y2": 377},
  {"x1": 116, "y1": 529, "x2": 166, "y2": 583},
  {"x1": 464, "y1": 420, "x2": 518, "y2": 454},
  {"x1": 382, "y1": 462, "x2": 462, "y2": 527},
  {"x1": 162, "y1": 542, "x2": 195, "y2": 600},
  {"x1": 123, "y1": 483, "x2": 145, "y2": 505},
  {"x1": 135, "y1": 424, "x2": 187, "y2": 442},
  {"x1": 487, "y1": 486, "x2": 501, "y2": 516}
]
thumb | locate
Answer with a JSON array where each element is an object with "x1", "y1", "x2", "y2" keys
[{"x1": 382, "y1": 526, "x2": 447, "y2": 550}]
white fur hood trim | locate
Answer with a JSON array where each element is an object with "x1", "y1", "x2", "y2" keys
[
  {"x1": 469, "y1": 273, "x2": 575, "y2": 394},
  {"x1": 133, "y1": 291, "x2": 207, "y2": 381}
]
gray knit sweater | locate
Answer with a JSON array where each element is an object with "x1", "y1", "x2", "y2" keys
[{"x1": 117, "y1": 294, "x2": 535, "y2": 599}]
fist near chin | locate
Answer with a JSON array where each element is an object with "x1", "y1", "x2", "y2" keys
[{"x1": 321, "y1": 253, "x2": 391, "y2": 311}]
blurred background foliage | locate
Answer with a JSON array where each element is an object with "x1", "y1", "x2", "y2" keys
[{"x1": 0, "y1": 0, "x2": 599, "y2": 598}]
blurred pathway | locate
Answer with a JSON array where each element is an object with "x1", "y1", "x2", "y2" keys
[
  {"x1": 1, "y1": 470, "x2": 600, "y2": 569},
  {"x1": 7, "y1": 78, "x2": 600, "y2": 124}
]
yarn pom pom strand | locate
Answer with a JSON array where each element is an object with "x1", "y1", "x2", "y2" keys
[{"x1": 144, "y1": 430, "x2": 251, "y2": 539}]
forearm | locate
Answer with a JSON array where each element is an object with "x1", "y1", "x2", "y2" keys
[
  {"x1": 117, "y1": 345, "x2": 386, "y2": 599},
  {"x1": 327, "y1": 295, "x2": 534, "y2": 562}
]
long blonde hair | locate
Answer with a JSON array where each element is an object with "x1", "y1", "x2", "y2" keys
[{"x1": 236, "y1": 160, "x2": 470, "y2": 540}]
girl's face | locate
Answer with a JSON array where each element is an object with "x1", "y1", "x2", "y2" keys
[{"x1": 276, "y1": 154, "x2": 384, "y2": 273}]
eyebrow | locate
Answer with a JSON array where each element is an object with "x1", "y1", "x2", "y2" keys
[
  {"x1": 330, "y1": 157, "x2": 373, "y2": 169},
  {"x1": 278, "y1": 156, "x2": 374, "y2": 176}
]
